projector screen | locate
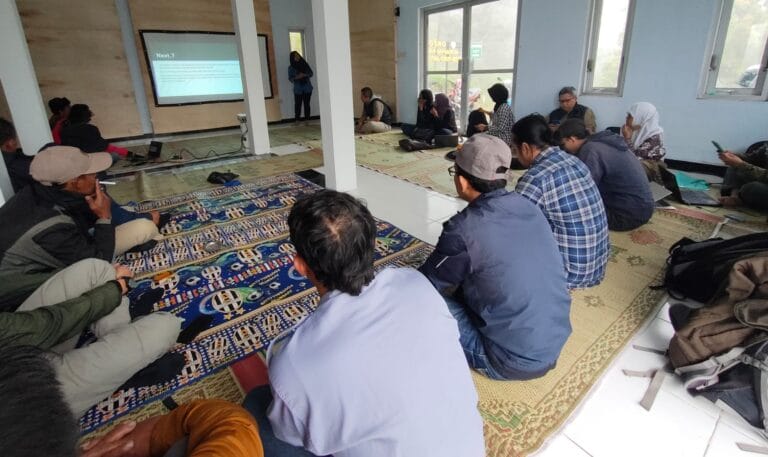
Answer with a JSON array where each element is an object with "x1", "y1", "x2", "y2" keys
[{"x1": 140, "y1": 31, "x2": 273, "y2": 106}]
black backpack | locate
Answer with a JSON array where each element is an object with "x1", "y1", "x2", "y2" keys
[{"x1": 655, "y1": 232, "x2": 768, "y2": 303}]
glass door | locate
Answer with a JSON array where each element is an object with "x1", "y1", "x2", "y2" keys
[{"x1": 424, "y1": 0, "x2": 518, "y2": 131}]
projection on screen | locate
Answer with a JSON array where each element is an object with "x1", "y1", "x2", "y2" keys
[{"x1": 141, "y1": 31, "x2": 246, "y2": 106}]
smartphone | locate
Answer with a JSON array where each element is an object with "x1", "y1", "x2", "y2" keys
[{"x1": 712, "y1": 140, "x2": 724, "y2": 153}]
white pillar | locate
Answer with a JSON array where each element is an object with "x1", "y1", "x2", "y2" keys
[
  {"x1": 232, "y1": 0, "x2": 270, "y2": 155},
  {"x1": 312, "y1": 0, "x2": 357, "y2": 191},
  {"x1": 0, "y1": 0, "x2": 52, "y2": 204}
]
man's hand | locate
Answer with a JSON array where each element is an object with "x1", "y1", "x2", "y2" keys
[
  {"x1": 719, "y1": 151, "x2": 744, "y2": 167},
  {"x1": 113, "y1": 264, "x2": 133, "y2": 294},
  {"x1": 85, "y1": 184, "x2": 112, "y2": 220},
  {"x1": 80, "y1": 421, "x2": 137, "y2": 457}
]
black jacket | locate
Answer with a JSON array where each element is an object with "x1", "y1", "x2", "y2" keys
[
  {"x1": 0, "y1": 183, "x2": 115, "y2": 278},
  {"x1": 2, "y1": 149, "x2": 34, "y2": 192},
  {"x1": 61, "y1": 123, "x2": 109, "y2": 153}
]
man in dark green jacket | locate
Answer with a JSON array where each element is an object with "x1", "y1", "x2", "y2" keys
[{"x1": 0, "y1": 279, "x2": 123, "y2": 348}]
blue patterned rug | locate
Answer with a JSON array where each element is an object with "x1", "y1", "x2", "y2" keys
[{"x1": 79, "y1": 174, "x2": 433, "y2": 432}]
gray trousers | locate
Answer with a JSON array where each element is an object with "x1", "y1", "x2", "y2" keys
[{"x1": 18, "y1": 258, "x2": 182, "y2": 417}]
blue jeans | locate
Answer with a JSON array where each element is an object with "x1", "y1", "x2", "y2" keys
[
  {"x1": 442, "y1": 294, "x2": 508, "y2": 380},
  {"x1": 442, "y1": 294, "x2": 554, "y2": 381},
  {"x1": 243, "y1": 386, "x2": 319, "y2": 456}
]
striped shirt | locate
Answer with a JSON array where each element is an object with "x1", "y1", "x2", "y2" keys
[{"x1": 515, "y1": 146, "x2": 609, "y2": 289}]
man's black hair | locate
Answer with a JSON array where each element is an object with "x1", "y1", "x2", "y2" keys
[
  {"x1": 455, "y1": 164, "x2": 507, "y2": 194},
  {"x1": 0, "y1": 118, "x2": 17, "y2": 144},
  {"x1": 361, "y1": 87, "x2": 374, "y2": 99},
  {"x1": 48, "y1": 97, "x2": 71, "y2": 115},
  {"x1": 288, "y1": 190, "x2": 376, "y2": 296},
  {"x1": 512, "y1": 114, "x2": 555, "y2": 149},
  {"x1": 0, "y1": 344, "x2": 78, "y2": 457},
  {"x1": 554, "y1": 118, "x2": 589, "y2": 144},
  {"x1": 68, "y1": 104, "x2": 92, "y2": 125}
]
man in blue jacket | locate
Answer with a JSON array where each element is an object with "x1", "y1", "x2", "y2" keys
[
  {"x1": 419, "y1": 134, "x2": 572, "y2": 380},
  {"x1": 556, "y1": 119, "x2": 654, "y2": 231}
]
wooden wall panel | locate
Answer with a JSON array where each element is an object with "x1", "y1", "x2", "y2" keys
[
  {"x1": 349, "y1": 0, "x2": 397, "y2": 119},
  {"x1": 128, "y1": 0, "x2": 281, "y2": 134},
  {"x1": 16, "y1": 0, "x2": 142, "y2": 138}
]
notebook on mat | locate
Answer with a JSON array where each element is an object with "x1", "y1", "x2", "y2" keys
[{"x1": 660, "y1": 167, "x2": 721, "y2": 207}]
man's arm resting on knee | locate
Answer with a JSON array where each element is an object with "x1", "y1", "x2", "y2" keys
[{"x1": 0, "y1": 281, "x2": 123, "y2": 349}]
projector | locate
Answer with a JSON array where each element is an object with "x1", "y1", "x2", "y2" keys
[{"x1": 237, "y1": 113, "x2": 249, "y2": 150}]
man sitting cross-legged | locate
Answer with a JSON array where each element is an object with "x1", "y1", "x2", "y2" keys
[
  {"x1": 250, "y1": 190, "x2": 485, "y2": 457},
  {"x1": 556, "y1": 118, "x2": 654, "y2": 231},
  {"x1": 420, "y1": 134, "x2": 572, "y2": 380},
  {"x1": 5, "y1": 258, "x2": 184, "y2": 417},
  {"x1": 0, "y1": 146, "x2": 160, "y2": 308},
  {"x1": 513, "y1": 114, "x2": 609, "y2": 289}
]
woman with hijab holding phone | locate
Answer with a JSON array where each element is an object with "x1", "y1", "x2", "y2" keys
[{"x1": 288, "y1": 51, "x2": 314, "y2": 122}]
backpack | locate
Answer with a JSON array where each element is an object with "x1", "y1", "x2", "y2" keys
[
  {"x1": 669, "y1": 255, "x2": 768, "y2": 434},
  {"x1": 654, "y1": 232, "x2": 768, "y2": 303}
]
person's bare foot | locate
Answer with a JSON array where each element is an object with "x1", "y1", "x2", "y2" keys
[{"x1": 719, "y1": 195, "x2": 743, "y2": 207}]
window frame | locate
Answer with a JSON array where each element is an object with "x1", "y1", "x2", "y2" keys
[
  {"x1": 582, "y1": 0, "x2": 636, "y2": 96},
  {"x1": 700, "y1": 0, "x2": 768, "y2": 100}
]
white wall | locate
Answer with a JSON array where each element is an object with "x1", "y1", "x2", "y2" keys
[
  {"x1": 269, "y1": 0, "x2": 320, "y2": 120},
  {"x1": 398, "y1": 0, "x2": 768, "y2": 164}
]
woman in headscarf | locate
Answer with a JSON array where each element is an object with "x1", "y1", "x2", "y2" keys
[
  {"x1": 474, "y1": 83, "x2": 514, "y2": 147},
  {"x1": 434, "y1": 93, "x2": 457, "y2": 134},
  {"x1": 622, "y1": 102, "x2": 666, "y2": 182},
  {"x1": 288, "y1": 51, "x2": 314, "y2": 122}
]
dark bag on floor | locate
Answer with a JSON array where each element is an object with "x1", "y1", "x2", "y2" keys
[
  {"x1": 669, "y1": 256, "x2": 768, "y2": 433},
  {"x1": 655, "y1": 232, "x2": 768, "y2": 303},
  {"x1": 399, "y1": 138, "x2": 433, "y2": 152}
]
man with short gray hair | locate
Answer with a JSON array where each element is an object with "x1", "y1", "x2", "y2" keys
[{"x1": 547, "y1": 86, "x2": 597, "y2": 133}]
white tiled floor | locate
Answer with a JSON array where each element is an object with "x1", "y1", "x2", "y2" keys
[{"x1": 336, "y1": 164, "x2": 765, "y2": 457}]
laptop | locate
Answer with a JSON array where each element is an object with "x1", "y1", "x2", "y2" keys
[
  {"x1": 649, "y1": 181, "x2": 672, "y2": 202},
  {"x1": 659, "y1": 167, "x2": 721, "y2": 207}
]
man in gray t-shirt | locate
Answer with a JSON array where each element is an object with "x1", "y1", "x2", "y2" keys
[{"x1": 250, "y1": 190, "x2": 484, "y2": 457}]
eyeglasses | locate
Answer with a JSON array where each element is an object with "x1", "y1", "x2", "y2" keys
[
  {"x1": 559, "y1": 97, "x2": 575, "y2": 104},
  {"x1": 448, "y1": 165, "x2": 456, "y2": 177}
]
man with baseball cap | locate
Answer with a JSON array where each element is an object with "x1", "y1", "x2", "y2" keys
[
  {"x1": 0, "y1": 145, "x2": 184, "y2": 416},
  {"x1": 419, "y1": 133, "x2": 572, "y2": 380},
  {"x1": 0, "y1": 146, "x2": 158, "y2": 285}
]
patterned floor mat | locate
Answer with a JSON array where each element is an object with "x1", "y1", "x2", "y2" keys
[{"x1": 79, "y1": 173, "x2": 433, "y2": 433}]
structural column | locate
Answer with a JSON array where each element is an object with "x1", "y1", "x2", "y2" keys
[
  {"x1": 0, "y1": 0, "x2": 52, "y2": 204},
  {"x1": 312, "y1": 0, "x2": 357, "y2": 191},
  {"x1": 232, "y1": 0, "x2": 270, "y2": 155}
]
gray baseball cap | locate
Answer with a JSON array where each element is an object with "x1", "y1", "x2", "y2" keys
[
  {"x1": 30, "y1": 146, "x2": 112, "y2": 186},
  {"x1": 455, "y1": 134, "x2": 511, "y2": 181}
]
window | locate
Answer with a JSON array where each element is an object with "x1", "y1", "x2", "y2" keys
[
  {"x1": 423, "y1": 0, "x2": 518, "y2": 129},
  {"x1": 703, "y1": 0, "x2": 768, "y2": 98},
  {"x1": 289, "y1": 30, "x2": 305, "y2": 56},
  {"x1": 583, "y1": 0, "x2": 635, "y2": 95}
]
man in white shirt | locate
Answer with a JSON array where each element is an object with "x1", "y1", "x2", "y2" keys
[{"x1": 248, "y1": 190, "x2": 485, "y2": 457}]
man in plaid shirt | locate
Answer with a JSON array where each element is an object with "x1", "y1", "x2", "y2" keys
[{"x1": 513, "y1": 115, "x2": 609, "y2": 289}]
